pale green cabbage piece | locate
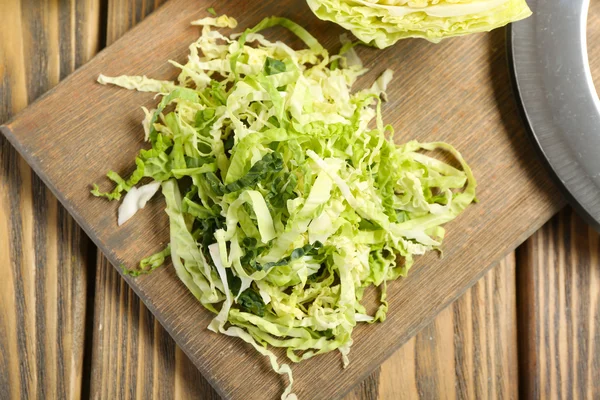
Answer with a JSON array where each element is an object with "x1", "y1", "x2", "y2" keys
[
  {"x1": 307, "y1": 0, "x2": 532, "y2": 48},
  {"x1": 92, "y1": 15, "x2": 476, "y2": 399}
]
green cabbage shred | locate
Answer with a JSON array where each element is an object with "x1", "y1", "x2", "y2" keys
[{"x1": 93, "y1": 15, "x2": 476, "y2": 399}]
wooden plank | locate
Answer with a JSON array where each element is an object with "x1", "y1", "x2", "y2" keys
[
  {"x1": 0, "y1": 0, "x2": 564, "y2": 398},
  {"x1": 0, "y1": 1, "x2": 100, "y2": 399},
  {"x1": 517, "y1": 208, "x2": 600, "y2": 399},
  {"x1": 379, "y1": 255, "x2": 517, "y2": 400},
  {"x1": 90, "y1": 257, "x2": 221, "y2": 399},
  {"x1": 106, "y1": 0, "x2": 166, "y2": 44}
]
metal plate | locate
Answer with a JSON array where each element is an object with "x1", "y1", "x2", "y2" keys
[{"x1": 509, "y1": 0, "x2": 600, "y2": 231}]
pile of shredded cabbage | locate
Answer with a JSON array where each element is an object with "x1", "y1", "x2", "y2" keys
[
  {"x1": 307, "y1": 0, "x2": 532, "y2": 48},
  {"x1": 92, "y1": 15, "x2": 476, "y2": 399}
]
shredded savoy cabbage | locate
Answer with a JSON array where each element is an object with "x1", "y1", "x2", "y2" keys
[{"x1": 92, "y1": 15, "x2": 476, "y2": 399}]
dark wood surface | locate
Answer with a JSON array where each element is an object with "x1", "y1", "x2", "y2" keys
[
  {"x1": 379, "y1": 256, "x2": 518, "y2": 400},
  {"x1": 518, "y1": 209, "x2": 600, "y2": 399},
  {"x1": 1, "y1": 0, "x2": 599, "y2": 399},
  {"x1": 0, "y1": 1, "x2": 98, "y2": 399}
]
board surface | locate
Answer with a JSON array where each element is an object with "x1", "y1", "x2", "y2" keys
[{"x1": 0, "y1": 0, "x2": 562, "y2": 399}]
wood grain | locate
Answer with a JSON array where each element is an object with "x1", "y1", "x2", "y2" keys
[
  {"x1": 91, "y1": 256, "x2": 221, "y2": 400},
  {"x1": 380, "y1": 256, "x2": 517, "y2": 400},
  {"x1": 106, "y1": 0, "x2": 166, "y2": 44},
  {"x1": 0, "y1": 0, "x2": 100, "y2": 399},
  {"x1": 517, "y1": 208, "x2": 600, "y2": 399},
  {"x1": 0, "y1": 0, "x2": 564, "y2": 398}
]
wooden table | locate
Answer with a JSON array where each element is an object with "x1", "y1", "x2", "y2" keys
[{"x1": 0, "y1": 1, "x2": 598, "y2": 399}]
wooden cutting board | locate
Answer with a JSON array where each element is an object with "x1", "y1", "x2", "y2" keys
[{"x1": 0, "y1": 0, "x2": 562, "y2": 399}]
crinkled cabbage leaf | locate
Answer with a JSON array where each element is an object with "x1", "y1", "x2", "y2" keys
[{"x1": 307, "y1": 0, "x2": 532, "y2": 48}]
